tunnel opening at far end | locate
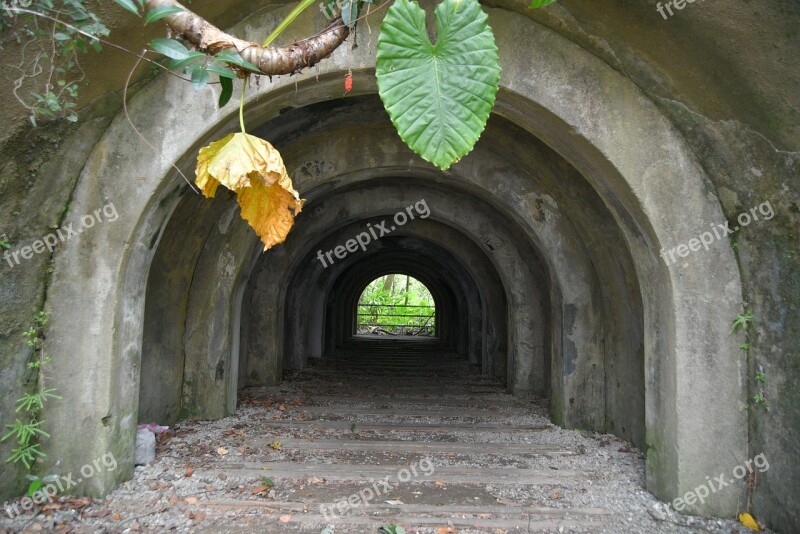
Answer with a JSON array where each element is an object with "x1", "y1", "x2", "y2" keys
[{"x1": 355, "y1": 274, "x2": 438, "y2": 338}]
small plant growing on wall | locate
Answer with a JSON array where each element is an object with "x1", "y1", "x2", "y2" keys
[
  {"x1": 2, "y1": 311, "x2": 60, "y2": 478},
  {"x1": 731, "y1": 308, "x2": 770, "y2": 412},
  {"x1": 730, "y1": 309, "x2": 754, "y2": 335},
  {"x1": 732, "y1": 309, "x2": 754, "y2": 351},
  {"x1": 749, "y1": 368, "x2": 769, "y2": 411}
]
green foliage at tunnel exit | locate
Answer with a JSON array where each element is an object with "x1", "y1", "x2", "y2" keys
[{"x1": 357, "y1": 275, "x2": 436, "y2": 336}]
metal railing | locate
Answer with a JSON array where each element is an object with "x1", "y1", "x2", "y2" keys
[{"x1": 356, "y1": 304, "x2": 436, "y2": 336}]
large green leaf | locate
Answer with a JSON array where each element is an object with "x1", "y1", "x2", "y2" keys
[{"x1": 376, "y1": 0, "x2": 500, "y2": 170}]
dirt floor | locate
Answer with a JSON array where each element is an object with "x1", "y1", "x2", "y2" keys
[{"x1": 0, "y1": 351, "x2": 766, "y2": 533}]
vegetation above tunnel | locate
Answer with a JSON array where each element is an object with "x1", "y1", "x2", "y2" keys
[{"x1": 1, "y1": 0, "x2": 567, "y2": 250}]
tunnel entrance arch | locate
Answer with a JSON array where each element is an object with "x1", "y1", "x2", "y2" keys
[{"x1": 41, "y1": 4, "x2": 745, "y2": 516}]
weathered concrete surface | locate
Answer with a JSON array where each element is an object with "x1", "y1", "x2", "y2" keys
[
  {"x1": 0, "y1": 0, "x2": 795, "y2": 531},
  {"x1": 182, "y1": 199, "x2": 255, "y2": 420},
  {"x1": 138, "y1": 190, "x2": 229, "y2": 425},
  {"x1": 491, "y1": 11, "x2": 748, "y2": 515},
  {"x1": 653, "y1": 99, "x2": 800, "y2": 531},
  {"x1": 0, "y1": 98, "x2": 119, "y2": 502}
]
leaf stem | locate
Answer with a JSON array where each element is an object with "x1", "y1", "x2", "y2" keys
[
  {"x1": 239, "y1": 79, "x2": 247, "y2": 133},
  {"x1": 262, "y1": 0, "x2": 319, "y2": 47}
]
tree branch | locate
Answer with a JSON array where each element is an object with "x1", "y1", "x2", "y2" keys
[{"x1": 145, "y1": 0, "x2": 350, "y2": 76}]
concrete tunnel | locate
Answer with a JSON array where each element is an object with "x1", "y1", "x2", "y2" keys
[
  {"x1": 138, "y1": 96, "x2": 644, "y2": 449},
  {"x1": 37, "y1": 5, "x2": 749, "y2": 519}
]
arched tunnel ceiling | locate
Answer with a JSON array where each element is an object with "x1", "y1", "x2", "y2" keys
[
  {"x1": 319, "y1": 239, "x2": 475, "y2": 350},
  {"x1": 0, "y1": 0, "x2": 796, "y2": 148},
  {"x1": 301, "y1": 219, "x2": 509, "y2": 374}
]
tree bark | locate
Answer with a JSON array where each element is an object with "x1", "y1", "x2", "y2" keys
[
  {"x1": 382, "y1": 274, "x2": 396, "y2": 294},
  {"x1": 145, "y1": 0, "x2": 350, "y2": 76}
]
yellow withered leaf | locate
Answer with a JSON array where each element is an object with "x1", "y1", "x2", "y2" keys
[
  {"x1": 195, "y1": 133, "x2": 233, "y2": 198},
  {"x1": 196, "y1": 132, "x2": 288, "y2": 193},
  {"x1": 739, "y1": 512, "x2": 760, "y2": 531},
  {"x1": 195, "y1": 132, "x2": 304, "y2": 251},
  {"x1": 236, "y1": 176, "x2": 304, "y2": 251}
]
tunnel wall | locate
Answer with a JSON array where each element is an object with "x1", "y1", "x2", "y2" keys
[{"x1": 138, "y1": 190, "x2": 232, "y2": 424}]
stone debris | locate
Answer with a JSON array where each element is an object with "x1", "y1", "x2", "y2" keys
[{"x1": 134, "y1": 428, "x2": 156, "y2": 466}]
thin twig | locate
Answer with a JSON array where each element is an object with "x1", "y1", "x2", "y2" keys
[
  {"x1": 45, "y1": 10, "x2": 57, "y2": 96},
  {"x1": 8, "y1": 37, "x2": 43, "y2": 113},
  {"x1": 123, "y1": 50, "x2": 199, "y2": 193},
  {"x1": 8, "y1": 7, "x2": 193, "y2": 82},
  {"x1": 295, "y1": 0, "x2": 392, "y2": 46}
]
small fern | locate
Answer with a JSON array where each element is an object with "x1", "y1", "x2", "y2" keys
[
  {"x1": 730, "y1": 311, "x2": 754, "y2": 334},
  {"x1": 2, "y1": 311, "x2": 58, "y2": 474}
]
